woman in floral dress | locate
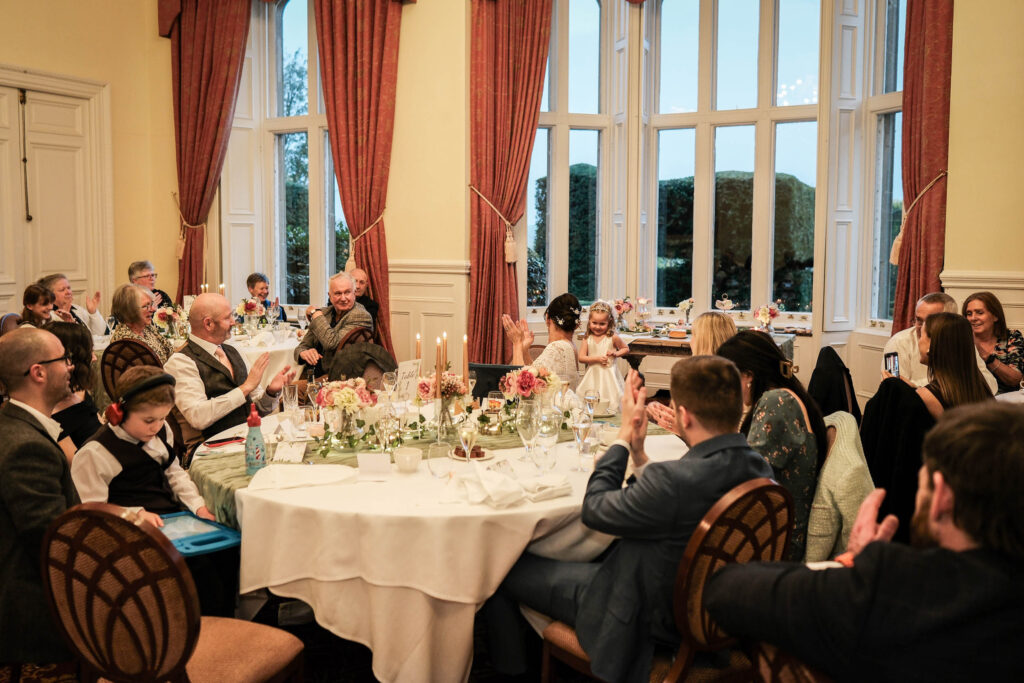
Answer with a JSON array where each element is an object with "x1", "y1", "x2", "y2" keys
[
  {"x1": 718, "y1": 330, "x2": 828, "y2": 561},
  {"x1": 109, "y1": 284, "x2": 173, "y2": 363},
  {"x1": 963, "y1": 291, "x2": 1024, "y2": 394}
]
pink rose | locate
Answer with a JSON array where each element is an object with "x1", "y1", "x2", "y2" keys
[{"x1": 516, "y1": 371, "x2": 537, "y2": 397}]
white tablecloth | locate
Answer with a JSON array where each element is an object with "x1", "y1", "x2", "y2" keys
[
  {"x1": 233, "y1": 432, "x2": 684, "y2": 682},
  {"x1": 229, "y1": 335, "x2": 300, "y2": 388},
  {"x1": 996, "y1": 389, "x2": 1024, "y2": 404}
]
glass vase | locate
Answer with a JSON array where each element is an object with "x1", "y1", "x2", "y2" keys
[{"x1": 435, "y1": 395, "x2": 456, "y2": 442}]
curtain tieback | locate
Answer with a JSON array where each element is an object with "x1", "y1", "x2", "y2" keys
[
  {"x1": 469, "y1": 185, "x2": 516, "y2": 263},
  {"x1": 171, "y1": 191, "x2": 208, "y2": 287},
  {"x1": 889, "y1": 170, "x2": 947, "y2": 266},
  {"x1": 344, "y1": 210, "x2": 386, "y2": 271}
]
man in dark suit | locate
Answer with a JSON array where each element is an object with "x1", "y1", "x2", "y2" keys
[
  {"x1": 705, "y1": 402, "x2": 1024, "y2": 682},
  {"x1": 0, "y1": 327, "x2": 80, "y2": 672},
  {"x1": 350, "y1": 267, "x2": 379, "y2": 324},
  {"x1": 164, "y1": 293, "x2": 295, "y2": 439},
  {"x1": 486, "y1": 358, "x2": 773, "y2": 682}
]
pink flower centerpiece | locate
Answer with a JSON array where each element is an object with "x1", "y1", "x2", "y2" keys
[{"x1": 498, "y1": 366, "x2": 558, "y2": 401}]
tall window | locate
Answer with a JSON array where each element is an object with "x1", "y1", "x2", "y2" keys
[
  {"x1": 653, "y1": 0, "x2": 820, "y2": 313},
  {"x1": 868, "y1": 0, "x2": 906, "y2": 320},
  {"x1": 526, "y1": 0, "x2": 608, "y2": 308}
]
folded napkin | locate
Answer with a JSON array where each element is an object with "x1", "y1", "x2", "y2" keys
[
  {"x1": 558, "y1": 389, "x2": 579, "y2": 412},
  {"x1": 248, "y1": 463, "x2": 356, "y2": 490},
  {"x1": 251, "y1": 330, "x2": 275, "y2": 347},
  {"x1": 519, "y1": 473, "x2": 573, "y2": 502}
]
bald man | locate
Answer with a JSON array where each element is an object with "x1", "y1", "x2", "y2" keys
[
  {"x1": 0, "y1": 328, "x2": 79, "y2": 670},
  {"x1": 350, "y1": 268, "x2": 379, "y2": 324},
  {"x1": 164, "y1": 294, "x2": 295, "y2": 439}
]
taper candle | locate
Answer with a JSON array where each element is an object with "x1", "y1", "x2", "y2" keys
[
  {"x1": 435, "y1": 337, "x2": 442, "y2": 398},
  {"x1": 462, "y1": 334, "x2": 469, "y2": 386},
  {"x1": 442, "y1": 331, "x2": 448, "y2": 370},
  {"x1": 415, "y1": 333, "x2": 421, "y2": 360}
]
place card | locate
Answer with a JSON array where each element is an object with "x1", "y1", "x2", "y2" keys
[
  {"x1": 395, "y1": 359, "x2": 421, "y2": 399},
  {"x1": 272, "y1": 442, "x2": 307, "y2": 463},
  {"x1": 357, "y1": 452, "x2": 392, "y2": 481}
]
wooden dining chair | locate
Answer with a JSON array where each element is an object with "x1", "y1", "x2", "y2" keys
[
  {"x1": 752, "y1": 643, "x2": 834, "y2": 683},
  {"x1": 541, "y1": 477, "x2": 794, "y2": 683},
  {"x1": 0, "y1": 312, "x2": 22, "y2": 336},
  {"x1": 41, "y1": 502, "x2": 303, "y2": 683},
  {"x1": 101, "y1": 339, "x2": 162, "y2": 399}
]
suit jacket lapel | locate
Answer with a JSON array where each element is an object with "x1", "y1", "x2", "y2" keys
[{"x1": 0, "y1": 402, "x2": 61, "y2": 446}]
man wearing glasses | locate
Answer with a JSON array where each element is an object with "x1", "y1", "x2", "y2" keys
[
  {"x1": 128, "y1": 260, "x2": 173, "y2": 309},
  {"x1": 0, "y1": 327, "x2": 79, "y2": 677}
]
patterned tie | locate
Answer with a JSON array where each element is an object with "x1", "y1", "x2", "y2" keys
[{"x1": 214, "y1": 346, "x2": 234, "y2": 379}]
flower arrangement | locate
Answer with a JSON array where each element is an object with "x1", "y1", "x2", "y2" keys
[
  {"x1": 714, "y1": 295, "x2": 736, "y2": 311},
  {"x1": 677, "y1": 298, "x2": 695, "y2": 315},
  {"x1": 613, "y1": 297, "x2": 633, "y2": 316},
  {"x1": 498, "y1": 366, "x2": 558, "y2": 400},
  {"x1": 235, "y1": 298, "x2": 265, "y2": 317},
  {"x1": 417, "y1": 371, "x2": 469, "y2": 401},
  {"x1": 316, "y1": 378, "x2": 378, "y2": 415},
  {"x1": 153, "y1": 306, "x2": 182, "y2": 334},
  {"x1": 755, "y1": 300, "x2": 785, "y2": 328}
]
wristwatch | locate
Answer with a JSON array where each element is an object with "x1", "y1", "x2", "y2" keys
[{"x1": 985, "y1": 353, "x2": 997, "y2": 366}]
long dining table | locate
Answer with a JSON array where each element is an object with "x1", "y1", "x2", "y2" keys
[{"x1": 188, "y1": 413, "x2": 681, "y2": 682}]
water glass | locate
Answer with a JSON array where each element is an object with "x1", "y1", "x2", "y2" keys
[
  {"x1": 570, "y1": 412, "x2": 593, "y2": 472},
  {"x1": 427, "y1": 442, "x2": 453, "y2": 479},
  {"x1": 535, "y1": 408, "x2": 562, "y2": 471},
  {"x1": 515, "y1": 400, "x2": 541, "y2": 461},
  {"x1": 584, "y1": 391, "x2": 601, "y2": 417},
  {"x1": 382, "y1": 371, "x2": 398, "y2": 399},
  {"x1": 282, "y1": 384, "x2": 299, "y2": 413}
]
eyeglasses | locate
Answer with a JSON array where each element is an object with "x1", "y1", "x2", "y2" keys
[
  {"x1": 138, "y1": 272, "x2": 157, "y2": 279},
  {"x1": 23, "y1": 354, "x2": 72, "y2": 376},
  {"x1": 140, "y1": 302, "x2": 156, "y2": 311}
]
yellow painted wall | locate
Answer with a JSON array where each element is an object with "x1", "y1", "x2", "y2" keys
[
  {"x1": 946, "y1": 0, "x2": 1024, "y2": 271},
  {"x1": 387, "y1": 0, "x2": 469, "y2": 262},
  {"x1": 0, "y1": 0, "x2": 180, "y2": 296}
]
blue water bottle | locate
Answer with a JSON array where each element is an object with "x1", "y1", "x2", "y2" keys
[{"x1": 245, "y1": 404, "x2": 267, "y2": 475}]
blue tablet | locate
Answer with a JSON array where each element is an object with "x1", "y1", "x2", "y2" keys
[{"x1": 158, "y1": 511, "x2": 241, "y2": 557}]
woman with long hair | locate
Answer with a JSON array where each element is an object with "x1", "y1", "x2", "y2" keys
[
  {"x1": 501, "y1": 293, "x2": 582, "y2": 390},
  {"x1": 717, "y1": 330, "x2": 827, "y2": 561},
  {"x1": 43, "y1": 321, "x2": 102, "y2": 459},
  {"x1": 19, "y1": 283, "x2": 55, "y2": 327},
  {"x1": 917, "y1": 312, "x2": 993, "y2": 418},
  {"x1": 962, "y1": 291, "x2": 1023, "y2": 394}
]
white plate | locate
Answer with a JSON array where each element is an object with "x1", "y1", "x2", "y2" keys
[{"x1": 450, "y1": 448, "x2": 495, "y2": 462}]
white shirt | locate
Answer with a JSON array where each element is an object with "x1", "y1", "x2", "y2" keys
[
  {"x1": 71, "y1": 423, "x2": 205, "y2": 513},
  {"x1": 533, "y1": 339, "x2": 580, "y2": 391},
  {"x1": 50, "y1": 303, "x2": 107, "y2": 336},
  {"x1": 164, "y1": 334, "x2": 277, "y2": 432},
  {"x1": 8, "y1": 398, "x2": 62, "y2": 442},
  {"x1": 882, "y1": 326, "x2": 997, "y2": 394}
]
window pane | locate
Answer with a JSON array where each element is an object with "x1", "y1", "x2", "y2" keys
[
  {"x1": 277, "y1": 0, "x2": 308, "y2": 117},
  {"x1": 656, "y1": 129, "x2": 696, "y2": 308},
  {"x1": 569, "y1": 0, "x2": 601, "y2": 114},
  {"x1": 881, "y1": 0, "x2": 906, "y2": 94},
  {"x1": 773, "y1": 121, "x2": 817, "y2": 312},
  {"x1": 527, "y1": 129, "x2": 550, "y2": 307},
  {"x1": 278, "y1": 132, "x2": 309, "y2": 304},
  {"x1": 541, "y1": 55, "x2": 550, "y2": 112},
  {"x1": 872, "y1": 111, "x2": 902, "y2": 319},
  {"x1": 659, "y1": 0, "x2": 699, "y2": 113},
  {"x1": 715, "y1": 0, "x2": 758, "y2": 110},
  {"x1": 325, "y1": 133, "x2": 349, "y2": 280},
  {"x1": 569, "y1": 129, "x2": 599, "y2": 304},
  {"x1": 712, "y1": 125, "x2": 754, "y2": 309},
  {"x1": 776, "y1": 0, "x2": 819, "y2": 106}
]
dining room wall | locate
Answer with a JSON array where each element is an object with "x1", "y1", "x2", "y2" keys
[{"x1": 0, "y1": 0, "x2": 179, "y2": 305}]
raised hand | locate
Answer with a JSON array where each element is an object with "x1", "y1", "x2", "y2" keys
[
  {"x1": 242, "y1": 352, "x2": 271, "y2": 395},
  {"x1": 267, "y1": 364, "x2": 296, "y2": 395},
  {"x1": 645, "y1": 401, "x2": 680, "y2": 437},
  {"x1": 85, "y1": 291, "x2": 101, "y2": 314},
  {"x1": 846, "y1": 489, "x2": 899, "y2": 557}
]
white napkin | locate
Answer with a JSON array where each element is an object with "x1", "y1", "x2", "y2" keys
[
  {"x1": 248, "y1": 463, "x2": 356, "y2": 490},
  {"x1": 464, "y1": 461, "x2": 526, "y2": 508},
  {"x1": 252, "y1": 330, "x2": 275, "y2": 347},
  {"x1": 519, "y1": 473, "x2": 573, "y2": 502},
  {"x1": 559, "y1": 389, "x2": 579, "y2": 412}
]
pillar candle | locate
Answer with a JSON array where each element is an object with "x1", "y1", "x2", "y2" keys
[
  {"x1": 462, "y1": 334, "x2": 469, "y2": 386},
  {"x1": 435, "y1": 337, "x2": 442, "y2": 398}
]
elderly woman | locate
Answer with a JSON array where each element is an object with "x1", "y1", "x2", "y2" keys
[
  {"x1": 501, "y1": 293, "x2": 582, "y2": 390},
  {"x1": 962, "y1": 291, "x2": 1023, "y2": 394},
  {"x1": 128, "y1": 260, "x2": 173, "y2": 309},
  {"x1": 38, "y1": 272, "x2": 106, "y2": 335},
  {"x1": 109, "y1": 283, "x2": 173, "y2": 363},
  {"x1": 19, "y1": 283, "x2": 55, "y2": 328}
]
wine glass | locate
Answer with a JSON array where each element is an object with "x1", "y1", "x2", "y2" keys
[
  {"x1": 382, "y1": 372, "x2": 398, "y2": 400},
  {"x1": 306, "y1": 381, "x2": 321, "y2": 421},
  {"x1": 105, "y1": 315, "x2": 117, "y2": 333},
  {"x1": 515, "y1": 400, "x2": 541, "y2": 461},
  {"x1": 427, "y1": 442, "x2": 453, "y2": 479},
  {"x1": 570, "y1": 411, "x2": 593, "y2": 472},
  {"x1": 458, "y1": 420, "x2": 478, "y2": 458},
  {"x1": 535, "y1": 408, "x2": 562, "y2": 471},
  {"x1": 467, "y1": 371, "x2": 477, "y2": 396},
  {"x1": 584, "y1": 390, "x2": 601, "y2": 417}
]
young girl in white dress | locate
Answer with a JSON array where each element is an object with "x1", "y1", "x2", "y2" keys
[{"x1": 577, "y1": 301, "x2": 629, "y2": 408}]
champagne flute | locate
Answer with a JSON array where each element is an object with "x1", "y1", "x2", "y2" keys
[
  {"x1": 427, "y1": 442, "x2": 453, "y2": 479},
  {"x1": 306, "y1": 381, "x2": 321, "y2": 421},
  {"x1": 382, "y1": 371, "x2": 398, "y2": 400},
  {"x1": 570, "y1": 411, "x2": 593, "y2": 472},
  {"x1": 535, "y1": 408, "x2": 562, "y2": 471},
  {"x1": 515, "y1": 400, "x2": 540, "y2": 461},
  {"x1": 468, "y1": 370, "x2": 478, "y2": 397},
  {"x1": 458, "y1": 420, "x2": 478, "y2": 459}
]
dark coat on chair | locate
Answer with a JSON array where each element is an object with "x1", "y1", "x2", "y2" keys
[
  {"x1": 860, "y1": 377, "x2": 936, "y2": 543},
  {"x1": 575, "y1": 435, "x2": 773, "y2": 682},
  {"x1": 808, "y1": 345, "x2": 862, "y2": 424},
  {"x1": 0, "y1": 402, "x2": 80, "y2": 663}
]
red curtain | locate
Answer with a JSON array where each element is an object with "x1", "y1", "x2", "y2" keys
[
  {"x1": 891, "y1": 0, "x2": 954, "y2": 333},
  {"x1": 159, "y1": 0, "x2": 251, "y2": 304},
  {"x1": 468, "y1": 0, "x2": 553, "y2": 364},
  {"x1": 313, "y1": 0, "x2": 403, "y2": 357}
]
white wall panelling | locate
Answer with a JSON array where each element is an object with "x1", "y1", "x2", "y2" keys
[
  {"x1": 941, "y1": 269, "x2": 1024, "y2": 331},
  {"x1": 388, "y1": 259, "x2": 470, "y2": 370}
]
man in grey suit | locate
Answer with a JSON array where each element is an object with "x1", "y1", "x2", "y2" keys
[
  {"x1": 295, "y1": 271, "x2": 373, "y2": 375},
  {"x1": 485, "y1": 358, "x2": 773, "y2": 682},
  {"x1": 0, "y1": 327, "x2": 80, "y2": 671}
]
